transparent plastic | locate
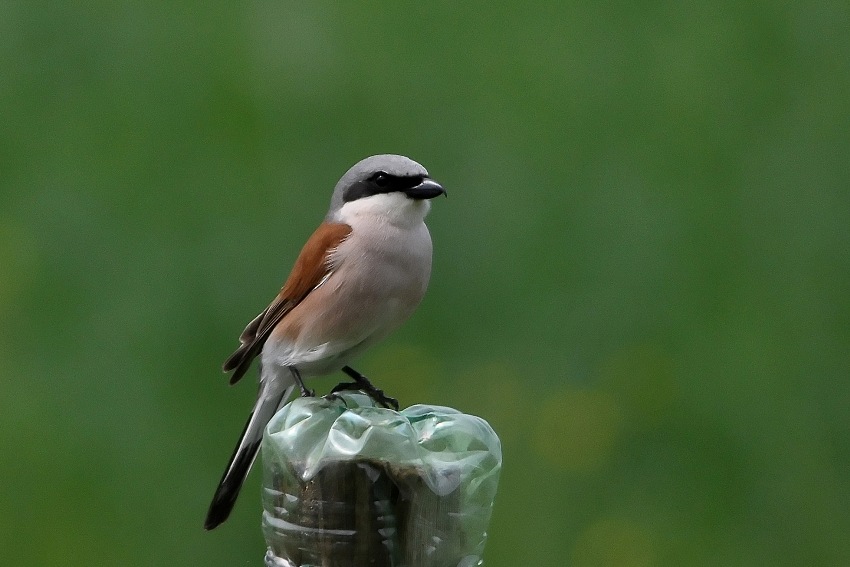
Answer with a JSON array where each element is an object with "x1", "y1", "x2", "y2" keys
[{"x1": 262, "y1": 393, "x2": 502, "y2": 567}]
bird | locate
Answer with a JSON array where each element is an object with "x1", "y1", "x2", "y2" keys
[{"x1": 204, "y1": 154, "x2": 445, "y2": 530}]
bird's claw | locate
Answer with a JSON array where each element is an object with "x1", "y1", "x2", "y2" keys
[
  {"x1": 330, "y1": 381, "x2": 359, "y2": 395},
  {"x1": 329, "y1": 381, "x2": 399, "y2": 411},
  {"x1": 370, "y1": 388, "x2": 400, "y2": 411},
  {"x1": 323, "y1": 391, "x2": 350, "y2": 407}
]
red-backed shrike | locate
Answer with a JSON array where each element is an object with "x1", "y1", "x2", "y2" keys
[{"x1": 204, "y1": 154, "x2": 444, "y2": 530}]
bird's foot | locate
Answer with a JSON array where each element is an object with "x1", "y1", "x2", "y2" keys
[
  {"x1": 323, "y1": 389, "x2": 351, "y2": 407},
  {"x1": 331, "y1": 377, "x2": 399, "y2": 411},
  {"x1": 330, "y1": 381, "x2": 360, "y2": 395},
  {"x1": 366, "y1": 386, "x2": 400, "y2": 411},
  {"x1": 289, "y1": 367, "x2": 314, "y2": 397}
]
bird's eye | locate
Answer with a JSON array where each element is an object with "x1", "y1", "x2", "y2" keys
[{"x1": 373, "y1": 172, "x2": 389, "y2": 187}]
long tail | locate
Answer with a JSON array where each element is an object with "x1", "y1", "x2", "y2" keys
[{"x1": 204, "y1": 380, "x2": 294, "y2": 530}]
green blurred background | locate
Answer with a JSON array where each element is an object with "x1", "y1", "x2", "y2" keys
[{"x1": 2, "y1": 2, "x2": 849, "y2": 565}]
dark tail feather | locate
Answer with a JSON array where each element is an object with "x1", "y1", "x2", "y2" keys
[
  {"x1": 204, "y1": 425, "x2": 259, "y2": 529},
  {"x1": 204, "y1": 383, "x2": 293, "y2": 530}
]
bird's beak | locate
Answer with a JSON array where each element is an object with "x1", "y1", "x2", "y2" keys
[{"x1": 404, "y1": 178, "x2": 446, "y2": 200}]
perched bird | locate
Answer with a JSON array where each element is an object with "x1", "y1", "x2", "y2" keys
[{"x1": 205, "y1": 154, "x2": 445, "y2": 530}]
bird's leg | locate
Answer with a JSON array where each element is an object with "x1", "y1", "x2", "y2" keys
[
  {"x1": 290, "y1": 367, "x2": 314, "y2": 397},
  {"x1": 338, "y1": 366, "x2": 399, "y2": 411}
]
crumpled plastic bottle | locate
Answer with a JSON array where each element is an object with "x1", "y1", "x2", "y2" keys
[{"x1": 262, "y1": 393, "x2": 502, "y2": 567}]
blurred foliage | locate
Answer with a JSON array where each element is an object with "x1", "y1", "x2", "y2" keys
[{"x1": 2, "y1": 1, "x2": 849, "y2": 566}]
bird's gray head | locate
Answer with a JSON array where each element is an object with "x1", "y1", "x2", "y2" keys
[{"x1": 327, "y1": 154, "x2": 444, "y2": 218}]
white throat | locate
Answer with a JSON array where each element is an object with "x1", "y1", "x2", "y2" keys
[{"x1": 334, "y1": 192, "x2": 431, "y2": 227}]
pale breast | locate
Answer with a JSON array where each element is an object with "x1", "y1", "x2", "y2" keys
[
  {"x1": 332, "y1": 218, "x2": 433, "y2": 314},
  {"x1": 264, "y1": 217, "x2": 433, "y2": 373}
]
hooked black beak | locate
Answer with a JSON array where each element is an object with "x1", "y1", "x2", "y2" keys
[{"x1": 404, "y1": 178, "x2": 446, "y2": 200}]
